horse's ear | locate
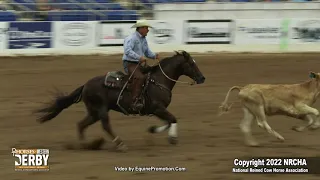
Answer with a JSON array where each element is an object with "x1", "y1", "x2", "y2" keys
[
  {"x1": 182, "y1": 50, "x2": 187, "y2": 55},
  {"x1": 179, "y1": 50, "x2": 188, "y2": 57},
  {"x1": 174, "y1": 51, "x2": 180, "y2": 55},
  {"x1": 178, "y1": 50, "x2": 187, "y2": 55}
]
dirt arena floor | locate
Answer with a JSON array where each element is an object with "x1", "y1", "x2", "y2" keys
[{"x1": 1, "y1": 52, "x2": 320, "y2": 180}]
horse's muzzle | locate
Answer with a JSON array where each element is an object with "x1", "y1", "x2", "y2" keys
[{"x1": 196, "y1": 76, "x2": 205, "y2": 84}]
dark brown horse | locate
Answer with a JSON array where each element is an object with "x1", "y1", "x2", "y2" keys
[{"x1": 34, "y1": 50, "x2": 205, "y2": 151}]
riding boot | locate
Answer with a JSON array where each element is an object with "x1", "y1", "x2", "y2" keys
[{"x1": 130, "y1": 78, "x2": 144, "y2": 111}]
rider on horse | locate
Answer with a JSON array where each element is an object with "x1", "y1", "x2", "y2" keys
[{"x1": 122, "y1": 19, "x2": 159, "y2": 112}]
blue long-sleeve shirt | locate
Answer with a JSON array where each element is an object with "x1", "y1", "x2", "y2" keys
[{"x1": 122, "y1": 31, "x2": 156, "y2": 62}]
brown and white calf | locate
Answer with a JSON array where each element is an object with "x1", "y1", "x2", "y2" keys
[{"x1": 218, "y1": 72, "x2": 320, "y2": 146}]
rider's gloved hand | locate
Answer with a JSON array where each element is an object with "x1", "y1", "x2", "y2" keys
[{"x1": 139, "y1": 57, "x2": 147, "y2": 64}]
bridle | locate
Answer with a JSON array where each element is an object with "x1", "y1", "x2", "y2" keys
[{"x1": 154, "y1": 57, "x2": 195, "y2": 86}]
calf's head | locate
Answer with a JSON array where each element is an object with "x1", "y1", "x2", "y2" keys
[
  {"x1": 309, "y1": 72, "x2": 320, "y2": 87},
  {"x1": 309, "y1": 72, "x2": 320, "y2": 80}
]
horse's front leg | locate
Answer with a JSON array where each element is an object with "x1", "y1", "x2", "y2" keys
[{"x1": 150, "y1": 107, "x2": 178, "y2": 145}]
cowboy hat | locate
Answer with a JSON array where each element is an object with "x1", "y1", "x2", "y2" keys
[{"x1": 131, "y1": 19, "x2": 153, "y2": 28}]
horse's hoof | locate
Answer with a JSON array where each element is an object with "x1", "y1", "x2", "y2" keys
[
  {"x1": 148, "y1": 126, "x2": 158, "y2": 134},
  {"x1": 168, "y1": 136, "x2": 178, "y2": 145}
]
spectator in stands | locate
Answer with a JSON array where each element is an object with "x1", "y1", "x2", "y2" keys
[
  {"x1": 35, "y1": 0, "x2": 51, "y2": 20},
  {"x1": 0, "y1": 0, "x2": 5, "y2": 10},
  {"x1": 1, "y1": 0, "x2": 12, "y2": 11}
]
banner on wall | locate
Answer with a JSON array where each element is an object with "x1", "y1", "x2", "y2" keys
[
  {"x1": 146, "y1": 20, "x2": 183, "y2": 45},
  {"x1": 0, "y1": 22, "x2": 8, "y2": 51},
  {"x1": 98, "y1": 21, "x2": 136, "y2": 46},
  {"x1": 53, "y1": 21, "x2": 97, "y2": 48},
  {"x1": 184, "y1": 20, "x2": 232, "y2": 44},
  {"x1": 234, "y1": 19, "x2": 283, "y2": 44},
  {"x1": 8, "y1": 22, "x2": 52, "y2": 49},
  {"x1": 290, "y1": 19, "x2": 320, "y2": 44},
  {"x1": 98, "y1": 20, "x2": 184, "y2": 46}
]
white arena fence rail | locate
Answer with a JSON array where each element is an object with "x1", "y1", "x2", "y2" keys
[{"x1": 0, "y1": 18, "x2": 319, "y2": 56}]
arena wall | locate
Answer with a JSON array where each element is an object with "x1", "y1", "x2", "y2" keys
[{"x1": 1, "y1": 8, "x2": 320, "y2": 57}]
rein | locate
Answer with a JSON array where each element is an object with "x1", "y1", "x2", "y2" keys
[{"x1": 154, "y1": 58, "x2": 195, "y2": 86}]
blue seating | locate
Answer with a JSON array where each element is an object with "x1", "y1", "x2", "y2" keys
[
  {"x1": 103, "y1": 10, "x2": 139, "y2": 20},
  {"x1": 47, "y1": 10, "x2": 140, "y2": 21},
  {"x1": 0, "y1": 11, "x2": 17, "y2": 21},
  {"x1": 139, "y1": 0, "x2": 206, "y2": 8},
  {"x1": 48, "y1": 11, "x2": 98, "y2": 21}
]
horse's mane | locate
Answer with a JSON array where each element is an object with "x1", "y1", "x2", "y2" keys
[{"x1": 147, "y1": 53, "x2": 182, "y2": 73}]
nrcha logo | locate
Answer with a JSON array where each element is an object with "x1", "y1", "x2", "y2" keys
[{"x1": 12, "y1": 148, "x2": 50, "y2": 172}]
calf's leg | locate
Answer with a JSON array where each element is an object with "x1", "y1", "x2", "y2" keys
[
  {"x1": 292, "y1": 104, "x2": 319, "y2": 132},
  {"x1": 247, "y1": 103, "x2": 285, "y2": 142},
  {"x1": 240, "y1": 107, "x2": 259, "y2": 146},
  {"x1": 292, "y1": 115, "x2": 314, "y2": 132},
  {"x1": 309, "y1": 115, "x2": 320, "y2": 130},
  {"x1": 259, "y1": 106, "x2": 284, "y2": 141}
]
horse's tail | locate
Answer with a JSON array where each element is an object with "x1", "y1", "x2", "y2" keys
[
  {"x1": 34, "y1": 85, "x2": 84, "y2": 123},
  {"x1": 218, "y1": 86, "x2": 242, "y2": 116}
]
